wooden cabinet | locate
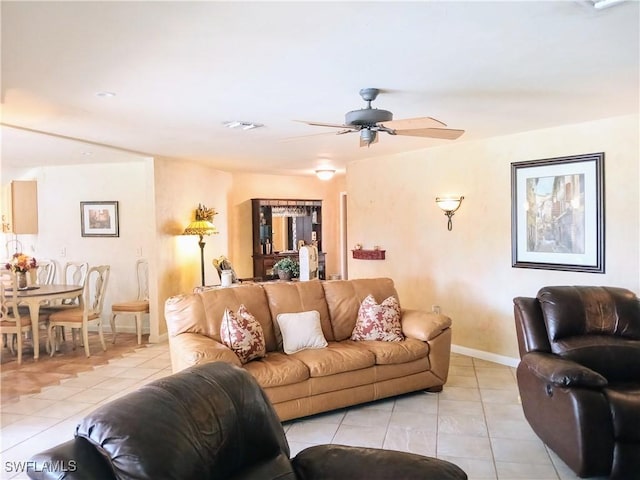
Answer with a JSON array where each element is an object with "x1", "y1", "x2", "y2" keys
[
  {"x1": 251, "y1": 198, "x2": 325, "y2": 280},
  {"x1": 252, "y1": 252, "x2": 326, "y2": 281},
  {"x1": 4, "y1": 181, "x2": 38, "y2": 234}
]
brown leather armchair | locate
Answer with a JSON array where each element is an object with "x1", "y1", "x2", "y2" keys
[
  {"x1": 27, "y1": 361, "x2": 467, "y2": 480},
  {"x1": 513, "y1": 286, "x2": 640, "y2": 479}
]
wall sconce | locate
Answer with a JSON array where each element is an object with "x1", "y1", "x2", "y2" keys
[
  {"x1": 183, "y1": 204, "x2": 218, "y2": 286},
  {"x1": 435, "y1": 196, "x2": 464, "y2": 231},
  {"x1": 315, "y1": 169, "x2": 336, "y2": 181}
]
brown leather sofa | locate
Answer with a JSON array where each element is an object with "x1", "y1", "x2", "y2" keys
[
  {"x1": 28, "y1": 362, "x2": 468, "y2": 479},
  {"x1": 165, "y1": 278, "x2": 453, "y2": 421},
  {"x1": 513, "y1": 286, "x2": 640, "y2": 479}
]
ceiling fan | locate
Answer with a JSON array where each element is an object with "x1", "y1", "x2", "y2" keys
[{"x1": 297, "y1": 88, "x2": 465, "y2": 147}]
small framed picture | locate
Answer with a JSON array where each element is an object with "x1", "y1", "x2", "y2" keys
[
  {"x1": 80, "y1": 201, "x2": 119, "y2": 237},
  {"x1": 511, "y1": 152, "x2": 604, "y2": 273}
]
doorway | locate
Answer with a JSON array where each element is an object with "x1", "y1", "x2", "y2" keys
[{"x1": 340, "y1": 191, "x2": 348, "y2": 280}]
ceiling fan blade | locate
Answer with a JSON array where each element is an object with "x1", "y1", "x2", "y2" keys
[
  {"x1": 295, "y1": 120, "x2": 356, "y2": 130},
  {"x1": 394, "y1": 127, "x2": 465, "y2": 140},
  {"x1": 280, "y1": 131, "x2": 339, "y2": 142},
  {"x1": 280, "y1": 129, "x2": 357, "y2": 142},
  {"x1": 380, "y1": 116, "x2": 447, "y2": 130},
  {"x1": 360, "y1": 134, "x2": 379, "y2": 148}
]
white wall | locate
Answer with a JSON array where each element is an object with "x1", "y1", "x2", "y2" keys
[{"x1": 347, "y1": 114, "x2": 639, "y2": 360}]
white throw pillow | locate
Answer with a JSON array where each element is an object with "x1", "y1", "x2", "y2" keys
[{"x1": 276, "y1": 310, "x2": 328, "y2": 354}]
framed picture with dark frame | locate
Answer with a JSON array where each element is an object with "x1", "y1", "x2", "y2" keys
[
  {"x1": 80, "y1": 201, "x2": 119, "y2": 237},
  {"x1": 511, "y1": 152, "x2": 604, "y2": 273}
]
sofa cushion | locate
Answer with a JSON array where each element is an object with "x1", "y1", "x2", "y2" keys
[
  {"x1": 166, "y1": 284, "x2": 278, "y2": 351},
  {"x1": 202, "y1": 284, "x2": 277, "y2": 351},
  {"x1": 263, "y1": 281, "x2": 335, "y2": 345},
  {"x1": 604, "y1": 385, "x2": 640, "y2": 442},
  {"x1": 291, "y1": 341, "x2": 375, "y2": 377},
  {"x1": 323, "y1": 278, "x2": 399, "y2": 341},
  {"x1": 292, "y1": 444, "x2": 468, "y2": 480},
  {"x1": 538, "y1": 286, "x2": 640, "y2": 342},
  {"x1": 244, "y1": 352, "x2": 310, "y2": 388},
  {"x1": 276, "y1": 310, "x2": 328, "y2": 354},
  {"x1": 220, "y1": 305, "x2": 266, "y2": 364},
  {"x1": 75, "y1": 363, "x2": 293, "y2": 480},
  {"x1": 356, "y1": 338, "x2": 429, "y2": 365},
  {"x1": 555, "y1": 335, "x2": 640, "y2": 383},
  {"x1": 351, "y1": 294, "x2": 404, "y2": 342}
]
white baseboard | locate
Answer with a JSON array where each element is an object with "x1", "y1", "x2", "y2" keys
[{"x1": 451, "y1": 344, "x2": 520, "y2": 368}]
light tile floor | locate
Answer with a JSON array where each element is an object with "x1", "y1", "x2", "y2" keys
[{"x1": 0, "y1": 346, "x2": 595, "y2": 480}]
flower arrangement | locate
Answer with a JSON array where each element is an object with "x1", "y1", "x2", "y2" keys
[
  {"x1": 5, "y1": 253, "x2": 37, "y2": 273},
  {"x1": 273, "y1": 257, "x2": 299, "y2": 278}
]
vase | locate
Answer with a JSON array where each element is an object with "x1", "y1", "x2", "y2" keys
[
  {"x1": 17, "y1": 271, "x2": 28, "y2": 290},
  {"x1": 278, "y1": 270, "x2": 292, "y2": 281}
]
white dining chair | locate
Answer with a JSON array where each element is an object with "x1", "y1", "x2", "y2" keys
[
  {"x1": 35, "y1": 260, "x2": 56, "y2": 285},
  {"x1": 110, "y1": 259, "x2": 149, "y2": 345},
  {"x1": 0, "y1": 270, "x2": 32, "y2": 364},
  {"x1": 58, "y1": 261, "x2": 89, "y2": 306},
  {"x1": 40, "y1": 261, "x2": 89, "y2": 349},
  {"x1": 47, "y1": 265, "x2": 110, "y2": 357}
]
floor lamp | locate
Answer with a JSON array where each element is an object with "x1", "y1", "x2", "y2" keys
[{"x1": 183, "y1": 205, "x2": 218, "y2": 287}]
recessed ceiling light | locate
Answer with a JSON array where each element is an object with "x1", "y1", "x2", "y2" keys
[
  {"x1": 80, "y1": 151, "x2": 92, "y2": 156},
  {"x1": 95, "y1": 91, "x2": 116, "y2": 98}
]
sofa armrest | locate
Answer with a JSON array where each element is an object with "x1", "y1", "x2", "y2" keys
[
  {"x1": 292, "y1": 444, "x2": 467, "y2": 480},
  {"x1": 169, "y1": 332, "x2": 242, "y2": 372},
  {"x1": 401, "y1": 309, "x2": 452, "y2": 341},
  {"x1": 28, "y1": 438, "x2": 114, "y2": 480},
  {"x1": 521, "y1": 351, "x2": 607, "y2": 388}
]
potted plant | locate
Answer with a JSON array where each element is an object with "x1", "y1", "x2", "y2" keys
[{"x1": 273, "y1": 257, "x2": 299, "y2": 280}]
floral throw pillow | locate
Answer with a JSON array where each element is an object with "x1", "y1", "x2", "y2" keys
[
  {"x1": 351, "y1": 294, "x2": 404, "y2": 342},
  {"x1": 220, "y1": 304, "x2": 266, "y2": 364}
]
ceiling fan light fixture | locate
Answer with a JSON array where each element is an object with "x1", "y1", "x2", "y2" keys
[
  {"x1": 315, "y1": 169, "x2": 336, "y2": 181},
  {"x1": 360, "y1": 129, "x2": 377, "y2": 146},
  {"x1": 298, "y1": 88, "x2": 464, "y2": 146}
]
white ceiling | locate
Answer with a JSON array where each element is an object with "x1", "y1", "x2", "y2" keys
[{"x1": 1, "y1": 1, "x2": 638, "y2": 176}]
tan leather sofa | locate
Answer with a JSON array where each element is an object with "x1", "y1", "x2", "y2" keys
[{"x1": 164, "y1": 278, "x2": 453, "y2": 421}]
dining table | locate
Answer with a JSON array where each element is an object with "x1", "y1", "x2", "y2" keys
[{"x1": 16, "y1": 284, "x2": 83, "y2": 360}]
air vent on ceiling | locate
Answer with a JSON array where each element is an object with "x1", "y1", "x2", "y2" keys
[{"x1": 223, "y1": 121, "x2": 263, "y2": 130}]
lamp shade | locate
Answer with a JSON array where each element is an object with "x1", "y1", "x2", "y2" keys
[
  {"x1": 435, "y1": 197, "x2": 463, "y2": 213},
  {"x1": 183, "y1": 220, "x2": 217, "y2": 236}
]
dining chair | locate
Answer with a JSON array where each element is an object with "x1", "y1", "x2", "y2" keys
[
  {"x1": 31, "y1": 260, "x2": 57, "y2": 316},
  {"x1": 110, "y1": 259, "x2": 149, "y2": 345},
  {"x1": 35, "y1": 259, "x2": 56, "y2": 285},
  {"x1": 58, "y1": 261, "x2": 89, "y2": 306},
  {"x1": 47, "y1": 265, "x2": 110, "y2": 357},
  {"x1": 40, "y1": 261, "x2": 88, "y2": 349},
  {"x1": 0, "y1": 270, "x2": 33, "y2": 364}
]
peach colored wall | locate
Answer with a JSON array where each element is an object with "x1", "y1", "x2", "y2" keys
[
  {"x1": 152, "y1": 157, "x2": 232, "y2": 337},
  {"x1": 347, "y1": 114, "x2": 639, "y2": 360},
  {"x1": 227, "y1": 172, "x2": 346, "y2": 279}
]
